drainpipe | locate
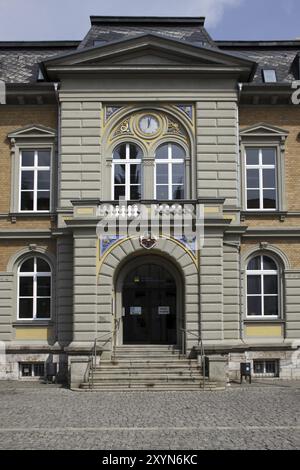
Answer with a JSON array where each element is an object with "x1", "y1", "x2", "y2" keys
[
  {"x1": 237, "y1": 82, "x2": 245, "y2": 344},
  {"x1": 53, "y1": 82, "x2": 60, "y2": 345},
  {"x1": 237, "y1": 83, "x2": 243, "y2": 210}
]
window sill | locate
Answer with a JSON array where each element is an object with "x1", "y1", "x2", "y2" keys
[
  {"x1": 10, "y1": 212, "x2": 55, "y2": 217},
  {"x1": 13, "y1": 321, "x2": 53, "y2": 327},
  {"x1": 9, "y1": 212, "x2": 56, "y2": 223},
  {"x1": 244, "y1": 319, "x2": 284, "y2": 324},
  {"x1": 241, "y1": 211, "x2": 287, "y2": 222}
]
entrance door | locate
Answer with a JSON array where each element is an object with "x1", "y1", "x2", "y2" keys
[{"x1": 122, "y1": 263, "x2": 177, "y2": 344}]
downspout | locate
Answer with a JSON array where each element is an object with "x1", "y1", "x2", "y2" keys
[
  {"x1": 237, "y1": 82, "x2": 242, "y2": 210},
  {"x1": 237, "y1": 82, "x2": 244, "y2": 343},
  {"x1": 53, "y1": 82, "x2": 60, "y2": 345}
]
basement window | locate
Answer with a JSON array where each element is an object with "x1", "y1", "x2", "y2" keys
[
  {"x1": 262, "y1": 69, "x2": 277, "y2": 83},
  {"x1": 19, "y1": 362, "x2": 45, "y2": 378},
  {"x1": 253, "y1": 359, "x2": 279, "y2": 377}
]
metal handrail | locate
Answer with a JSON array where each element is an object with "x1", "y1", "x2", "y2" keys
[
  {"x1": 180, "y1": 328, "x2": 206, "y2": 390},
  {"x1": 89, "y1": 317, "x2": 121, "y2": 389}
]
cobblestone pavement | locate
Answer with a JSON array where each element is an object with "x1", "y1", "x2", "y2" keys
[{"x1": 0, "y1": 380, "x2": 299, "y2": 450}]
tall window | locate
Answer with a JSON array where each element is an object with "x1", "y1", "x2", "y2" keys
[
  {"x1": 155, "y1": 143, "x2": 185, "y2": 200},
  {"x1": 20, "y1": 149, "x2": 51, "y2": 211},
  {"x1": 246, "y1": 255, "x2": 279, "y2": 317},
  {"x1": 112, "y1": 143, "x2": 142, "y2": 200},
  {"x1": 245, "y1": 147, "x2": 277, "y2": 210},
  {"x1": 18, "y1": 257, "x2": 51, "y2": 320}
]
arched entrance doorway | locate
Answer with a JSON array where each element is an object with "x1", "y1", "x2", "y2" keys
[{"x1": 116, "y1": 256, "x2": 183, "y2": 346}]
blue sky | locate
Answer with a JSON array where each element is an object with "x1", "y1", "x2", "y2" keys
[{"x1": 0, "y1": 0, "x2": 299, "y2": 41}]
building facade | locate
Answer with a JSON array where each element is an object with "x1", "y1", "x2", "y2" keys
[{"x1": 0, "y1": 16, "x2": 300, "y2": 386}]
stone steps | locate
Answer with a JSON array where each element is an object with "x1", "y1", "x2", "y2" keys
[
  {"x1": 79, "y1": 384, "x2": 221, "y2": 391},
  {"x1": 80, "y1": 345, "x2": 217, "y2": 391}
]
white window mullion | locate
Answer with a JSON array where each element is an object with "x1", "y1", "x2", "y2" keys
[
  {"x1": 259, "y1": 150, "x2": 263, "y2": 210},
  {"x1": 34, "y1": 150, "x2": 38, "y2": 212},
  {"x1": 33, "y1": 258, "x2": 37, "y2": 320},
  {"x1": 126, "y1": 144, "x2": 130, "y2": 201},
  {"x1": 169, "y1": 161, "x2": 172, "y2": 200},
  {"x1": 168, "y1": 144, "x2": 172, "y2": 200},
  {"x1": 261, "y1": 272, "x2": 265, "y2": 317},
  {"x1": 126, "y1": 162, "x2": 130, "y2": 200}
]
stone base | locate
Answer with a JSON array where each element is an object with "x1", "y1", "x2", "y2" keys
[
  {"x1": 228, "y1": 349, "x2": 300, "y2": 381},
  {"x1": 207, "y1": 355, "x2": 228, "y2": 385},
  {"x1": 0, "y1": 352, "x2": 67, "y2": 382}
]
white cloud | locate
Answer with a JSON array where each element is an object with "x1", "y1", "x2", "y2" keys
[
  {"x1": 0, "y1": 0, "x2": 244, "y2": 40},
  {"x1": 185, "y1": 0, "x2": 244, "y2": 27}
]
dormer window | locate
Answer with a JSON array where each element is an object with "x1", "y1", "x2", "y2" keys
[
  {"x1": 262, "y1": 69, "x2": 277, "y2": 83},
  {"x1": 37, "y1": 67, "x2": 45, "y2": 81}
]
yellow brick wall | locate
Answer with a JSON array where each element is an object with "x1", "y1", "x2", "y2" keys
[
  {"x1": 0, "y1": 105, "x2": 57, "y2": 217},
  {"x1": 240, "y1": 106, "x2": 300, "y2": 213},
  {"x1": 0, "y1": 239, "x2": 56, "y2": 272},
  {"x1": 241, "y1": 239, "x2": 300, "y2": 269}
]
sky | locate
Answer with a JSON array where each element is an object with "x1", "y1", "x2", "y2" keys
[{"x1": 0, "y1": 0, "x2": 299, "y2": 41}]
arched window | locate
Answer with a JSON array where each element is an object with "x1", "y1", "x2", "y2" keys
[
  {"x1": 155, "y1": 143, "x2": 185, "y2": 200},
  {"x1": 246, "y1": 254, "x2": 279, "y2": 317},
  {"x1": 18, "y1": 257, "x2": 51, "y2": 320},
  {"x1": 112, "y1": 143, "x2": 142, "y2": 200}
]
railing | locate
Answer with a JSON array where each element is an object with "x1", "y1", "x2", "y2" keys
[
  {"x1": 180, "y1": 328, "x2": 206, "y2": 390},
  {"x1": 97, "y1": 200, "x2": 197, "y2": 219},
  {"x1": 89, "y1": 317, "x2": 121, "y2": 389}
]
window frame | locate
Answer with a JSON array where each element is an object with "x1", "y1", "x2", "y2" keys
[
  {"x1": 239, "y1": 129, "x2": 288, "y2": 213},
  {"x1": 19, "y1": 362, "x2": 45, "y2": 378},
  {"x1": 7, "y1": 126, "x2": 56, "y2": 215},
  {"x1": 111, "y1": 142, "x2": 143, "y2": 201},
  {"x1": 245, "y1": 146, "x2": 278, "y2": 211},
  {"x1": 253, "y1": 359, "x2": 279, "y2": 377},
  {"x1": 154, "y1": 142, "x2": 186, "y2": 200},
  {"x1": 17, "y1": 256, "x2": 52, "y2": 321},
  {"x1": 19, "y1": 148, "x2": 52, "y2": 213},
  {"x1": 246, "y1": 254, "x2": 280, "y2": 319}
]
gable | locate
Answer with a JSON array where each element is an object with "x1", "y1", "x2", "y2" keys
[
  {"x1": 41, "y1": 34, "x2": 256, "y2": 82},
  {"x1": 240, "y1": 123, "x2": 289, "y2": 138},
  {"x1": 8, "y1": 125, "x2": 56, "y2": 140}
]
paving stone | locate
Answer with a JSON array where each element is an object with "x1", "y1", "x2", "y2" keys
[{"x1": 0, "y1": 380, "x2": 299, "y2": 449}]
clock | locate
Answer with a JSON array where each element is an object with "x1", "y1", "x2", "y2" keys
[{"x1": 138, "y1": 115, "x2": 159, "y2": 135}]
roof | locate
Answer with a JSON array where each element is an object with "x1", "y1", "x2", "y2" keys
[
  {"x1": 0, "y1": 43, "x2": 78, "y2": 83},
  {"x1": 78, "y1": 16, "x2": 216, "y2": 50},
  {"x1": 0, "y1": 18, "x2": 300, "y2": 86},
  {"x1": 90, "y1": 16, "x2": 206, "y2": 25},
  {"x1": 217, "y1": 41, "x2": 300, "y2": 84}
]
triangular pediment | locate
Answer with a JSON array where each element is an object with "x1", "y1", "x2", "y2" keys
[
  {"x1": 41, "y1": 34, "x2": 256, "y2": 81},
  {"x1": 240, "y1": 123, "x2": 289, "y2": 137},
  {"x1": 8, "y1": 125, "x2": 56, "y2": 139}
]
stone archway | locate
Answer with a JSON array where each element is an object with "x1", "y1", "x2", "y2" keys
[
  {"x1": 97, "y1": 236, "x2": 199, "y2": 355},
  {"x1": 116, "y1": 255, "x2": 181, "y2": 346}
]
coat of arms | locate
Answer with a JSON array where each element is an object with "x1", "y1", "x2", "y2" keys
[{"x1": 139, "y1": 233, "x2": 158, "y2": 250}]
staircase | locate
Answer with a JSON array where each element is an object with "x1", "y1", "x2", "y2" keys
[{"x1": 80, "y1": 345, "x2": 221, "y2": 391}]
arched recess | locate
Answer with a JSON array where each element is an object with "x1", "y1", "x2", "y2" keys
[
  {"x1": 7, "y1": 246, "x2": 56, "y2": 323},
  {"x1": 101, "y1": 105, "x2": 196, "y2": 200},
  {"x1": 241, "y1": 244, "x2": 290, "y2": 322},
  {"x1": 97, "y1": 236, "x2": 199, "y2": 354},
  {"x1": 7, "y1": 246, "x2": 56, "y2": 272},
  {"x1": 241, "y1": 244, "x2": 291, "y2": 271},
  {"x1": 102, "y1": 105, "x2": 194, "y2": 149}
]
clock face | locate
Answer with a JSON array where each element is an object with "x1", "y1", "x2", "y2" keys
[{"x1": 139, "y1": 115, "x2": 159, "y2": 135}]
